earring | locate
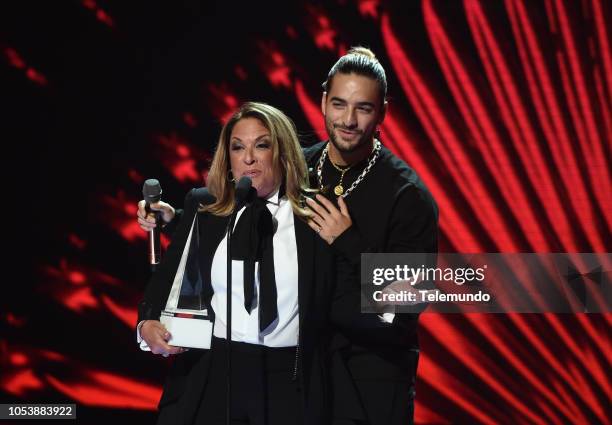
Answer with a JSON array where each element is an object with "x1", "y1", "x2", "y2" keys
[
  {"x1": 375, "y1": 128, "x2": 381, "y2": 140},
  {"x1": 228, "y1": 170, "x2": 235, "y2": 183}
]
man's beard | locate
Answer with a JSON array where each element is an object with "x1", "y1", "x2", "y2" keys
[{"x1": 325, "y1": 115, "x2": 373, "y2": 154}]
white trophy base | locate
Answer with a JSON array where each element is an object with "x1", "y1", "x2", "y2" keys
[{"x1": 160, "y1": 310, "x2": 213, "y2": 349}]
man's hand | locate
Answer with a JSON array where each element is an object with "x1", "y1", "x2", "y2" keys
[
  {"x1": 140, "y1": 320, "x2": 186, "y2": 357},
  {"x1": 382, "y1": 280, "x2": 439, "y2": 306},
  {"x1": 306, "y1": 195, "x2": 352, "y2": 245},
  {"x1": 137, "y1": 200, "x2": 176, "y2": 232}
]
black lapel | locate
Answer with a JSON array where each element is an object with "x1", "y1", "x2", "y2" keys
[
  {"x1": 294, "y1": 215, "x2": 315, "y2": 328},
  {"x1": 198, "y1": 213, "x2": 229, "y2": 310}
]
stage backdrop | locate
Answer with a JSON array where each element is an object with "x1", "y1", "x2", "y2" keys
[{"x1": 1, "y1": 1, "x2": 610, "y2": 424}]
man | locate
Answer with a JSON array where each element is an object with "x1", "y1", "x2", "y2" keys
[{"x1": 303, "y1": 47, "x2": 438, "y2": 425}]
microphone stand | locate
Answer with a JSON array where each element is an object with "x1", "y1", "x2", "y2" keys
[
  {"x1": 225, "y1": 206, "x2": 239, "y2": 425},
  {"x1": 224, "y1": 178, "x2": 252, "y2": 425}
]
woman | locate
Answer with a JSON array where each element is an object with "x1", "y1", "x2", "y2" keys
[{"x1": 137, "y1": 102, "x2": 339, "y2": 425}]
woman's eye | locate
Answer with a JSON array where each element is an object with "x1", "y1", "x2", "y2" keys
[
  {"x1": 231, "y1": 145, "x2": 243, "y2": 151},
  {"x1": 257, "y1": 143, "x2": 270, "y2": 149}
]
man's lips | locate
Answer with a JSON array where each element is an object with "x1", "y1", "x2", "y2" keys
[{"x1": 337, "y1": 128, "x2": 361, "y2": 138}]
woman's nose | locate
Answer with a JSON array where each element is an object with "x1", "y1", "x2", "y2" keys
[{"x1": 243, "y1": 147, "x2": 255, "y2": 164}]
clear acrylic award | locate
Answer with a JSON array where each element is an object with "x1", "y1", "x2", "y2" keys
[{"x1": 160, "y1": 215, "x2": 213, "y2": 349}]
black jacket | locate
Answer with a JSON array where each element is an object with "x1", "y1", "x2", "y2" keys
[{"x1": 137, "y1": 189, "x2": 398, "y2": 425}]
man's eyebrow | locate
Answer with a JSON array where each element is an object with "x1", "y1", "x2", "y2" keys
[{"x1": 329, "y1": 97, "x2": 375, "y2": 108}]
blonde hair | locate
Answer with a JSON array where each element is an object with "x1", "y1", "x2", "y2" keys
[{"x1": 201, "y1": 102, "x2": 310, "y2": 217}]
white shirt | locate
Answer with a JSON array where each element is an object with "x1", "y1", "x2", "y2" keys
[
  {"x1": 210, "y1": 189, "x2": 299, "y2": 347},
  {"x1": 137, "y1": 189, "x2": 299, "y2": 350}
]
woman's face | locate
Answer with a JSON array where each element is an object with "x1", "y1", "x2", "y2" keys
[{"x1": 228, "y1": 117, "x2": 281, "y2": 198}]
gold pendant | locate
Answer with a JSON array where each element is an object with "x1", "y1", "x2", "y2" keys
[{"x1": 334, "y1": 185, "x2": 344, "y2": 196}]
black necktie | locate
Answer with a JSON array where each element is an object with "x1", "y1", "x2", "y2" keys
[{"x1": 230, "y1": 197, "x2": 278, "y2": 332}]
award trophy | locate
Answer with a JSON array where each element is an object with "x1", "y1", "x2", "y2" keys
[{"x1": 160, "y1": 215, "x2": 213, "y2": 349}]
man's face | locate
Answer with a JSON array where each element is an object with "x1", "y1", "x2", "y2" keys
[{"x1": 321, "y1": 72, "x2": 386, "y2": 154}]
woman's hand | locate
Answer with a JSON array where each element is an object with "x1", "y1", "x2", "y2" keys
[
  {"x1": 140, "y1": 320, "x2": 186, "y2": 357},
  {"x1": 137, "y1": 200, "x2": 176, "y2": 232}
]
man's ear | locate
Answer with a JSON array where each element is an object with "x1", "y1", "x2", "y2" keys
[
  {"x1": 321, "y1": 92, "x2": 327, "y2": 116},
  {"x1": 379, "y1": 100, "x2": 388, "y2": 124}
]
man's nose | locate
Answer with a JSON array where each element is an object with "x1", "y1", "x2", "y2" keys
[{"x1": 342, "y1": 107, "x2": 358, "y2": 128}]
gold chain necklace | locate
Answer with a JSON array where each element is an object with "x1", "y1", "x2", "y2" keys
[
  {"x1": 328, "y1": 160, "x2": 353, "y2": 196},
  {"x1": 316, "y1": 139, "x2": 382, "y2": 198}
]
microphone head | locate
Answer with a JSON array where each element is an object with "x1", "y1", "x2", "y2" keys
[
  {"x1": 143, "y1": 179, "x2": 162, "y2": 204},
  {"x1": 234, "y1": 176, "x2": 254, "y2": 208},
  {"x1": 192, "y1": 187, "x2": 217, "y2": 205}
]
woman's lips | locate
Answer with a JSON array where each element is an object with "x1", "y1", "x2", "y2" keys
[{"x1": 242, "y1": 170, "x2": 261, "y2": 178}]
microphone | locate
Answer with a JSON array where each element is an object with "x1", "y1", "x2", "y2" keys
[
  {"x1": 234, "y1": 176, "x2": 254, "y2": 209},
  {"x1": 192, "y1": 187, "x2": 217, "y2": 205},
  {"x1": 142, "y1": 179, "x2": 162, "y2": 271}
]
